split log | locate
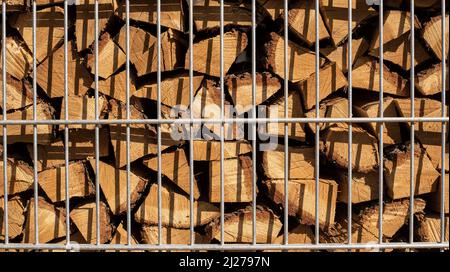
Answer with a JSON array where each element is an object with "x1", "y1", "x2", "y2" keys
[
  {"x1": 91, "y1": 159, "x2": 148, "y2": 215},
  {"x1": 95, "y1": 68, "x2": 137, "y2": 101},
  {"x1": 38, "y1": 161, "x2": 94, "y2": 203},
  {"x1": 141, "y1": 225, "x2": 208, "y2": 245},
  {"x1": 59, "y1": 95, "x2": 108, "y2": 131},
  {"x1": 422, "y1": 15, "x2": 449, "y2": 61},
  {"x1": 70, "y1": 201, "x2": 114, "y2": 244},
  {"x1": 369, "y1": 31, "x2": 431, "y2": 71},
  {"x1": 75, "y1": 0, "x2": 117, "y2": 52},
  {"x1": 0, "y1": 147, "x2": 33, "y2": 197},
  {"x1": 0, "y1": 71, "x2": 34, "y2": 111},
  {"x1": 134, "y1": 182, "x2": 220, "y2": 228},
  {"x1": 352, "y1": 56, "x2": 409, "y2": 96},
  {"x1": 261, "y1": 146, "x2": 315, "y2": 180},
  {"x1": 305, "y1": 97, "x2": 349, "y2": 133},
  {"x1": 337, "y1": 170, "x2": 379, "y2": 204},
  {"x1": 0, "y1": 36, "x2": 33, "y2": 80},
  {"x1": 353, "y1": 96, "x2": 403, "y2": 145},
  {"x1": 384, "y1": 144, "x2": 440, "y2": 200},
  {"x1": 263, "y1": 178, "x2": 338, "y2": 228},
  {"x1": 322, "y1": 199, "x2": 426, "y2": 247},
  {"x1": 110, "y1": 223, "x2": 138, "y2": 245},
  {"x1": 416, "y1": 63, "x2": 449, "y2": 96},
  {"x1": 26, "y1": 128, "x2": 111, "y2": 172},
  {"x1": 270, "y1": 224, "x2": 314, "y2": 252},
  {"x1": 86, "y1": 32, "x2": 126, "y2": 79},
  {"x1": 0, "y1": 102, "x2": 54, "y2": 145},
  {"x1": 295, "y1": 61, "x2": 348, "y2": 110},
  {"x1": 321, "y1": 125, "x2": 379, "y2": 173},
  {"x1": 206, "y1": 206, "x2": 282, "y2": 244},
  {"x1": 116, "y1": 0, "x2": 185, "y2": 32},
  {"x1": 143, "y1": 148, "x2": 200, "y2": 199},
  {"x1": 416, "y1": 213, "x2": 449, "y2": 243},
  {"x1": 0, "y1": 196, "x2": 26, "y2": 240},
  {"x1": 395, "y1": 98, "x2": 448, "y2": 171},
  {"x1": 134, "y1": 74, "x2": 204, "y2": 109},
  {"x1": 108, "y1": 99, "x2": 177, "y2": 168},
  {"x1": 259, "y1": 32, "x2": 325, "y2": 83},
  {"x1": 36, "y1": 40, "x2": 93, "y2": 98},
  {"x1": 321, "y1": 37, "x2": 369, "y2": 73},
  {"x1": 225, "y1": 72, "x2": 281, "y2": 116},
  {"x1": 191, "y1": 140, "x2": 252, "y2": 161},
  {"x1": 428, "y1": 173, "x2": 449, "y2": 214},
  {"x1": 186, "y1": 29, "x2": 247, "y2": 78},
  {"x1": 8, "y1": 6, "x2": 66, "y2": 63},
  {"x1": 209, "y1": 155, "x2": 253, "y2": 203},
  {"x1": 115, "y1": 26, "x2": 186, "y2": 77},
  {"x1": 22, "y1": 197, "x2": 66, "y2": 244},
  {"x1": 320, "y1": 0, "x2": 377, "y2": 46}
]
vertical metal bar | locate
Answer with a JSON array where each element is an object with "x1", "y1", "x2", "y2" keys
[
  {"x1": 188, "y1": 0, "x2": 195, "y2": 246},
  {"x1": 63, "y1": 0, "x2": 70, "y2": 247},
  {"x1": 378, "y1": 0, "x2": 384, "y2": 245},
  {"x1": 94, "y1": 0, "x2": 101, "y2": 246},
  {"x1": 409, "y1": 0, "x2": 415, "y2": 247},
  {"x1": 440, "y1": 0, "x2": 447, "y2": 245},
  {"x1": 156, "y1": 0, "x2": 163, "y2": 246},
  {"x1": 283, "y1": 0, "x2": 289, "y2": 246},
  {"x1": 219, "y1": 0, "x2": 225, "y2": 246},
  {"x1": 125, "y1": 0, "x2": 132, "y2": 246},
  {"x1": 347, "y1": 0, "x2": 353, "y2": 245},
  {"x1": 251, "y1": 0, "x2": 257, "y2": 246},
  {"x1": 32, "y1": 0, "x2": 39, "y2": 246},
  {"x1": 1, "y1": 0, "x2": 8, "y2": 245},
  {"x1": 314, "y1": 0, "x2": 320, "y2": 245}
]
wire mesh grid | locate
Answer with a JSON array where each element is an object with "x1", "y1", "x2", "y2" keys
[{"x1": 0, "y1": 0, "x2": 448, "y2": 251}]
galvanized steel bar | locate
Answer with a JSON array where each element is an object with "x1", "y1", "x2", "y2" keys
[
  {"x1": 94, "y1": 0, "x2": 101, "y2": 246},
  {"x1": 440, "y1": 0, "x2": 447, "y2": 245},
  {"x1": 409, "y1": 0, "x2": 415, "y2": 247},
  {"x1": 189, "y1": 0, "x2": 195, "y2": 246},
  {"x1": 283, "y1": 0, "x2": 289, "y2": 246},
  {"x1": 156, "y1": 0, "x2": 163, "y2": 246},
  {"x1": 347, "y1": 0, "x2": 353, "y2": 246},
  {"x1": 378, "y1": 0, "x2": 384, "y2": 246},
  {"x1": 125, "y1": 0, "x2": 132, "y2": 246},
  {"x1": 63, "y1": 0, "x2": 70, "y2": 247},
  {"x1": 252, "y1": 0, "x2": 258, "y2": 246},
  {"x1": 219, "y1": 0, "x2": 225, "y2": 246},
  {"x1": 314, "y1": 0, "x2": 321, "y2": 245},
  {"x1": 2, "y1": 0, "x2": 8, "y2": 245},
  {"x1": 32, "y1": 0, "x2": 39, "y2": 246}
]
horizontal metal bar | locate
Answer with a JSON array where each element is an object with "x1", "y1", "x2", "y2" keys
[
  {"x1": 0, "y1": 242, "x2": 448, "y2": 251},
  {"x1": 0, "y1": 117, "x2": 447, "y2": 126}
]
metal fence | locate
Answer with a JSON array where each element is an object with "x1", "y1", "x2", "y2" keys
[{"x1": 0, "y1": 0, "x2": 448, "y2": 251}]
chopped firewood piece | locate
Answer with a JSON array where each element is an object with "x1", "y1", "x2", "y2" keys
[
  {"x1": 209, "y1": 155, "x2": 253, "y2": 203},
  {"x1": 75, "y1": 0, "x2": 117, "y2": 52},
  {"x1": 321, "y1": 0, "x2": 377, "y2": 46},
  {"x1": 428, "y1": 173, "x2": 449, "y2": 214},
  {"x1": 94, "y1": 69, "x2": 137, "y2": 101},
  {"x1": 270, "y1": 224, "x2": 314, "y2": 252},
  {"x1": 264, "y1": 178, "x2": 337, "y2": 228},
  {"x1": 416, "y1": 63, "x2": 449, "y2": 96},
  {"x1": 86, "y1": 32, "x2": 126, "y2": 79},
  {"x1": 141, "y1": 226, "x2": 208, "y2": 245},
  {"x1": 186, "y1": 29, "x2": 247, "y2": 78},
  {"x1": 1, "y1": 102, "x2": 54, "y2": 145},
  {"x1": 192, "y1": 140, "x2": 252, "y2": 161},
  {"x1": 70, "y1": 201, "x2": 114, "y2": 244},
  {"x1": 263, "y1": 91, "x2": 306, "y2": 141},
  {"x1": 0, "y1": 36, "x2": 33, "y2": 80},
  {"x1": 295, "y1": 61, "x2": 348, "y2": 110},
  {"x1": 337, "y1": 170, "x2": 379, "y2": 204},
  {"x1": 206, "y1": 206, "x2": 282, "y2": 244},
  {"x1": 135, "y1": 182, "x2": 220, "y2": 228},
  {"x1": 38, "y1": 161, "x2": 94, "y2": 203},
  {"x1": 321, "y1": 37, "x2": 369, "y2": 73},
  {"x1": 225, "y1": 72, "x2": 281, "y2": 115},
  {"x1": 0, "y1": 71, "x2": 33, "y2": 111},
  {"x1": 36, "y1": 40, "x2": 93, "y2": 98},
  {"x1": 321, "y1": 126, "x2": 379, "y2": 173},
  {"x1": 261, "y1": 146, "x2": 315, "y2": 180},
  {"x1": 22, "y1": 197, "x2": 66, "y2": 244},
  {"x1": 8, "y1": 6, "x2": 66, "y2": 63},
  {"x1": 369, "y1": 32, "x2": 431, "y2": 71},
  {"x1": 259, "y1": 32, "x2": 325, "y2": 83},
  {"x1": 305, "y1": 97, "x2": 349, "y2": 133},
  {"x1": 422, "y1": 15, "x2": 449, "y2": 61},
  {"x1": 59, "y1": 95, "x2": 108, "y2": 131},
  {"x1": 416, "y1": 213, "x2": 449, "y2": 243},
  {"x1": 0, "y1": 146, "x2": 33, "y2": 197},
  {"x1": 353, "y1": 97, "x2": 403, "y2": 145},
  {"x1": 115, "y1": 26, "x2": 186, "y2": 77},
  {"x1": 0, "y1": 196, "x2": 26, "y2": 240},
  {"x1": 352, "y1": 57, "x2": 409, "y2": 96},
  {"x1": 385, "y1": 144, "x2": 440, "y2": 200},
  {"x1": 134, "y1": 74, "x2": 204, "y2": 108},
  {"x1": 110, "y1": 223, "x2": 138, "y2": 245},
  {"x1": 117, "y1": 0, "x2": 185, "y2": 32}
]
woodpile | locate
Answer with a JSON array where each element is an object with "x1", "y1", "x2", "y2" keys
[{"x1": 0, "y1": 0, "x2": 448, "y2": 251}]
